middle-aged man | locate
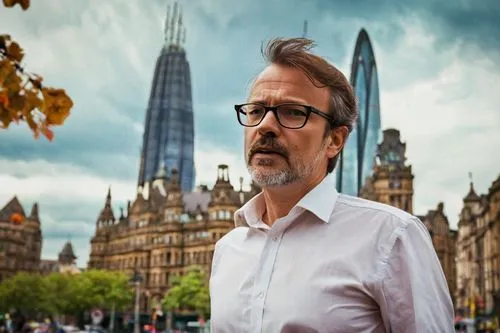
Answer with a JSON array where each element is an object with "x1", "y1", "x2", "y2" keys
[{"x1": 209, "y1": 38, "x2": 454, "y2": 332}]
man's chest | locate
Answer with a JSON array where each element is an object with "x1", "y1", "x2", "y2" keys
[{"x1": 210, "y1": 230, "x2": 386, "y2": 333}]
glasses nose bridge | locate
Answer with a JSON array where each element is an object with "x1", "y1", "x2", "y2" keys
[{"x1": 260, "y1": 105, "x2": 280, "y2": 124}]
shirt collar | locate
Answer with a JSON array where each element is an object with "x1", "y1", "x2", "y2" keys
[
  {"x1": 234, "y1": 173, "x2": 339, "y2": 228},
  {"x1": 234, "y1": 191, "x2": 268, "y2": 229},
  {"x1": 295, "y1": 173, "x2": 338, "y2": 223}
]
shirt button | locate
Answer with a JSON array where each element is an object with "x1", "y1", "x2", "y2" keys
[
  {"x1": 258, "y1": 292, "x2": 264, "y2": 299},
  {"x1": 272, "y1": 236, "x2": 278, "y2": 241}
]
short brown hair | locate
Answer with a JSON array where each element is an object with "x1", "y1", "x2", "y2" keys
[{"x1": 261, "y1": 38, "x2": 358, "y2": 173}]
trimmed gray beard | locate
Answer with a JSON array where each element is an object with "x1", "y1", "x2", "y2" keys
[{"x1": 247, "y1": 142, "x2": 327, "y2": 187}]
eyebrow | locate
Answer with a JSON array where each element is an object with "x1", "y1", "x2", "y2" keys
[{"x1": 247, "y1": 99, "x2": 308, "y2": 105}]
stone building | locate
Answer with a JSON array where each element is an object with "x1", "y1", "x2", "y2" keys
[
  {"x1": 0, "y1": 196, "x2": 42, "y2": 282},
  {"x1": 40, "y1": 240, "x2": 81, "y2": 275},
  {"x1": 359, "y1": 129, "x2": 414, "y2": 214},
  {"x1": 418, "y1": 202, "x2": 458, "y2": 305},
  {"x1": 455, "y1": 175, "x2": 500, "y2": 316},
  {"x1": 360, "y1": 128, "x2": 457, "y2": 302},
  {"x1": 87, "y1": 164, "x2": 260, "y2": 309}
]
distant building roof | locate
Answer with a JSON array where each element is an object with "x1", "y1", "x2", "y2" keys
[
  {"x1": 0, "y1": 196, "x2": 26, "y2": 221},
  {"x1": 463, "y1": 182, "x2": 480, "y2": 202},
  {"x1": 58, "y1": 241, "x2": 77, "y2": 265}
]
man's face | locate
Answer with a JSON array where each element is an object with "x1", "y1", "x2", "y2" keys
[{"x1": 244, "y1": 64, "x2": 341, "y2": 187}]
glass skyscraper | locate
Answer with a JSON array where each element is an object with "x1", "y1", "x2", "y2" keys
[
  {"x1": 137, "y1": 1, "x2": 195, "y2": 192},
  {"x1": 336, "y1": 28, "x2": 382, "y2": 196}
]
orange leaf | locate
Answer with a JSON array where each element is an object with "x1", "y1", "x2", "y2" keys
[
  {"x1": 0, "y1": 35, "x2": 10, "y2": 50},
  {"x1": 24, "y1": 89, "x2": 42, "y2": 110},
  {"x1": 25, "y1": 112, "x2": 38, "y2": 131},
  {"x1": 8, "y1": 93, "x2": 25, "y2": 110},
  {"x1": 2, "y1": 0, "x2": 16, "y2": 8},
  {"x1": 41, "y1": 87, "x2": 73, "y2": 126},
  {"x1": 0, "y1": 59, "x2": 22, "y2": 96},
  {"x1": 0, "y1": 104, "x2": 11, "y2": 128},
  {"x1": 0, "y1": 59, "x2": 17, "y2": 87},
  {"x1": 0, "y1": 91, "x2": 8, "y2": 108},
  {"x1": 31, "y1": 74, "x2": 43, "y2": 89},
  {"x1": 42, "y1": 126, "x2": 54, "y2": 141},
  {"x1": 6, "y1": 41, "x2": 24, "y2": 63},
  {"x1": 19, "y1": 0, "x2": 29, "y2": 10}
]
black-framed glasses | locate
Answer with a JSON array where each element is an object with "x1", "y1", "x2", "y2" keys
[{"x1": 234, "y1": 103, "x2": 335, "y2": 129}]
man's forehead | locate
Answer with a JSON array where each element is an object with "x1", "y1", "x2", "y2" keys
[
  {"x1": 254, "y1": 64, "x2": 313, "y2": 84},
  {"x1": 248, "y1": 65, "x2": 316, "y2": 95},
  {"x1": 247, "y1": 64, "x2": 329, "y2": 103}
]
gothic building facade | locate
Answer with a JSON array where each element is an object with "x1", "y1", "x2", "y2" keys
[
  {"x1": 360, "y1": 128, "x2": 457, "y2": 303},
  {"x1": 0, "y1": 196, "x2": 42, "y2": 282},
  {"x1": 88, "y1": 164, "x2": 260, "y2": 309},
  {"x1": 419, "y1": 203, "x2": 458, "y2": 306},
  {"x1": 359, "y1": 129, "x2": 414, "y2": 213},
  {"x1": 455, "y1": 175, "x2": 500, "y2": 316}
]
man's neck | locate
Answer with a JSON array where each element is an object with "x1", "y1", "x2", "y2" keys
[{"x1": 261, "y1": 174, "x2": 326, "y2": 226}]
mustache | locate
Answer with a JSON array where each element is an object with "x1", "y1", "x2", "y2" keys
[{"x1": 248, "y1": 136, "x2": 289, "y2": 160}]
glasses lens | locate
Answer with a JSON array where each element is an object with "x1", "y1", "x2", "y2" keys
[
  {"x1": 238, "y1": 104, "x2": 265, "y2": 126},
  {"x1": 276, "y1": 105, "x2": 308, "y2": 128}
]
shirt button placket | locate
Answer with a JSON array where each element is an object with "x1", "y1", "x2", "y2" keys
[{"x1": 251, "y1": 231, "x2": 283, "y2": 333}]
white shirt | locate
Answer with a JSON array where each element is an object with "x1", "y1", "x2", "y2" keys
[{"x1": 209, "y1": 174, "x2": 455, "y2": 333}]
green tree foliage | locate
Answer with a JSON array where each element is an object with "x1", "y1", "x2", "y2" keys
[
  {"x1": 0, "y1": 272, "x2": 49, "y2": 316},
  {"x1": 161, "y1": 266, "x2": 210, "y2": 319},
  {"x1": 0, "y1": 270, "x2": 134, "y2": 316},
  {"x1": 78, "y1": 270, "x2": 134, "y2": 312},
  {"x1": 44, "y1": 272, "x2": 78, "y2": 315}
]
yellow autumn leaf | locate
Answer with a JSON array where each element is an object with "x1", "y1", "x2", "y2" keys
[
  {"x1": 6, "y1": 41, "x2": 24, "y2": 63},
  {"x1": 2, "y1": 0, "x2": 16, "y2": 8},
  {"x1": 0, "y1": 104, "x2": 11, "y2": 128},
  {"x1": 9, "y1": 93, "x2": 26, "y2": 111},
  {"x1": 41, "y1": 87, "x2": 73, "y2": 126},
  {"x1": 0, "y1": 59, "x2": 16, "y2": 86},
  {"x1": 1, "y1": 33, "x2": 72, "y2": 140},
  {"x1": 2, "y1": 0, "x2": 29, "y2": 10}
]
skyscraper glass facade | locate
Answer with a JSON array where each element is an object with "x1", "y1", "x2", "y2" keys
[
  {"x1": 137, "y1": 2, "x2": 195, "y2": 192},
  {"x1": 336, "y1": 28, "x2": 381, "y2": 196}
]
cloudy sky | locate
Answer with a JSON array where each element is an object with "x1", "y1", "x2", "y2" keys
[{"x1": 1, "y1": 0, "x2": 499, "y2": 267}]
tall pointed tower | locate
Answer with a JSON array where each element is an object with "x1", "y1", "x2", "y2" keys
[
  {"x1": 138, "y1": 0, "x2": 195, "y2": 192},
  {"x1": 336, "y1": 28, "x2": 382, "y2": 196},
  {"x1": 359, "y1": 129, "x2": 414, "y2": 213}
]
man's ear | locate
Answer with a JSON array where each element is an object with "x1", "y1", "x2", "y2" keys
[{"x1": 326, "y1": 126, "x2": 349, "y2": 159}]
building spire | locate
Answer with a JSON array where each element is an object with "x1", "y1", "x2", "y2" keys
[
  {"x1": 164, "y1": 0, "x2": 185, "y2": 48},
  {"x1": 164, "y1": 2, "x2": 171, "y2": 45},
  {"x1": 464, "y1": 171, "x2": 480, "y2": 202},
  {"x1": 175, "y1": 10, "x2": 183, "y2": 46},
  {"x1": 302, "y1": 20, "x2": 308, "y2": 38},
  {"x1": 169, "y1": 1, "x2": 177, "y2": 45},
  {"x1": 106, "y1": 185, "x2": 111, "y2": 205}
]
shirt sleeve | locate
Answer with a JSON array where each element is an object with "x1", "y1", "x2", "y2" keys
[{"x1": 373, "y1": 218, "x2": 455, "y2": 332}]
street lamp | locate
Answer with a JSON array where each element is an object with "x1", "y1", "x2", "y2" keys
[{"x1": 130, "y1": 269, "x2": 143, "y2": 333}]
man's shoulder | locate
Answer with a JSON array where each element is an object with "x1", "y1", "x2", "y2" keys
[
  {"x1": 335, "y1": 194, "x2": 417, "y2": 226},
  {"x1": 214, "y1": 226, "x2": 249, "y2": 250}
]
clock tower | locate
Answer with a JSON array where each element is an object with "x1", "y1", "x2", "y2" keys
[{"x1": 360, "y1": 128, "x2": 414, "y2": 213}]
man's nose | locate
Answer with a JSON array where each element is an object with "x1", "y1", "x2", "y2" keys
[{"x1": 257, "y1": 110, "x2": 281, "y2": 137}]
